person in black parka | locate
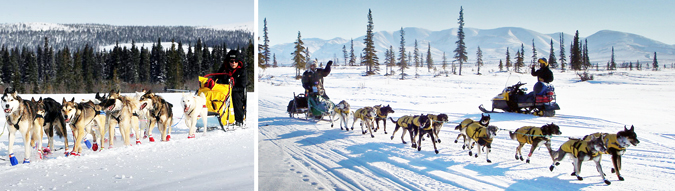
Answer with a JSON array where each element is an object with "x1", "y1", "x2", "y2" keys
[
  {"x1": 531, "y1": 58, "x2": 554, "y2": 95},
  {"x1": 302, "y1": 60, "x2": 332, "y2": 99},
  {"x1": 215, "y1": 50, "x2": 247, "y2": 126}
]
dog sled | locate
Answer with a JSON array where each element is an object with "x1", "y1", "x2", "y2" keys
[
  {"x1": 479, "y1": 81, "x2": 560, "y2": 117},
  {"x1": 196, "y1": 74, "x2": 237, "y2": 131},
  {"x1": 287, "y1": 91, "x2": 335, "y2": 121}
]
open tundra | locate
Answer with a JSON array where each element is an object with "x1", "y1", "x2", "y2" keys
[
  {"x1": 0, "y1": 93, "x2": 255, "y2": 190},
  {"x1": 259, "y1": 66, "x2": 675, "y2": 190}
]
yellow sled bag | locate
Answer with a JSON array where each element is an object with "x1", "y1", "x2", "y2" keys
[{"x1": 197, "y1": 76, "x2": 235, "y2": 125}]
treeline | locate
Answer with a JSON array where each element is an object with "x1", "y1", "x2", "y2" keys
[
  {"x1": 0, "y1": 37, "x2": 255, "y2": 94},
  {"x1": 0, "y1": 24, "x2": 251, "y2": 52}
]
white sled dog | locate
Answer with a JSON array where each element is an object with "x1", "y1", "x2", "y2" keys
[
  {"x1": 181, "y1": 92, "x2": 208, "y2": 138},
  {"x1": 2, "y1": 88, "x2": 44, "y2": 165},
  {"x1": 102, "y1": 90, "x2": 142, "y2": 146}
]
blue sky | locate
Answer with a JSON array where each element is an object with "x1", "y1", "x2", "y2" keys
[
  {"x1": 0, "y1": 0, "x2": 253, "y2": 26},
  {"x1": 259, "y1": 0, "x2": 675, "y2": 45}
]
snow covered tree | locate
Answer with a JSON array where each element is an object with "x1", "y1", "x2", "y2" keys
[
  {"x1": 476, "y1": 46, "x2": 483, "y2": 75},
  {"x1": 292, "y1": 31, "x2": 306, "y2": 78},
  {"x1": 414, "y1": 39, "x2": 420, "y2": 69},
  {"x1": 453, "y1": 6, "x2": 468, "y2": 75},
  {"x1": 427, "y1": 42, "x2": 433, "y2": 72},
  {"x1": 140, "y1": 46, "x2": 150, "y2": 83},
  {"x1": 388, "y1": 46, "x2": 396, "y2": 75}
]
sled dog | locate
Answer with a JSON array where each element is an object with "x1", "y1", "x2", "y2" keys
[
  {"x1": 372, "y1": 104, "x2": 395, "y2": 134},
  {"x1": 389, "y1": 114, "x2": 430, "y2": 149},
  {"x1": 102, "y1": 90, "x2": 142, "y2": 145},
  {"x1": 461, "y1": 122, "x2": 498, "y2": 163},
  {"x1": 414, "y1": 114, "x2": 439, "y2": 154},
  {"x1": 582, "y1": 125, "x2": 639, "y2": 181},
  {"x1": 35, "y1": 97, "x2": 69, "y2": 153},
  {"x1": 509, "y1": 123, "x2": 561, "y2": 163},
  {"x1": 62, "y1": 98, "x2": 107, "y2": 155},
  {"x1": 2, "y1": 88, "x2": 44, "y2": 165},
  {"x1": 332, "y1": 100, "x2": 350, "y2": 131},
  {"x1": 181, "y1": 92, "x2": 208, "y2": 138},
  {"x1": 454, "y1": 114, "x2": 490, "y2": 144},
  {"x1": 426, "y1": 113, "x2": 449, "y2": 143},
  {"x1": 550, "y1": 135, "x2": 611, "y2": 185},
  {"x1": 138, "y1": 91, "x2": 174, "y2": 142},
  {"x1": 134, "y1": 90, "x2": 152, "y2": 140},
  {"x1": 351, "y1": 106, "x2": 376, "y2": 138}
]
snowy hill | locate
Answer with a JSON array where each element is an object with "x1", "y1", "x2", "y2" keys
[
  {"x1": 258, "y1": 66, "x2": 675, "y2": 190},
  {"x1": 269, "y1": 27, "x2": 675, "y2": 67}
]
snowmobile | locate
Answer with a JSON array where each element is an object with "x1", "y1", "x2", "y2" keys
[
  {"x1": 479, "y1": 81, "x2": 560, "y2": 117},
  {"x1": 287, "y1": 86, "x2": 335, "y2": 121}
]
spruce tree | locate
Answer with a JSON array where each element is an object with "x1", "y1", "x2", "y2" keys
[
  {"x1": 414, "y1": 39, "x2": 420, "y2": 69},
  {"x1": 476, "y1": 46, "x2": 483, "y2": 75},
  {"x1": 27, "y1": 51, "x2": 39, "y2": 93},
  {"x1": 292, "y1": 31, "x2": 306, "y2": 78},
  {"x1": 273, "y1": 53, "x2": 278, "y2": 67},
  {"x1": 453, "y1": 6, "x2": 468, "y2": 75},
  {"x1": 202, "y1": 44, "x2": 211, "y2": 76},
  {"x1": 442, "y1": 52, "x2": 448, "y2": 76},
  {"x1": 531, "y1": 39, "x2": 537, "y2": 67},
  {"x1": 262, "y1": 18, "x2": 271, "y2": 66},
  {"x1": 427, "y1": 42, "x2": 433, "y2": 72},
  {"x1": 505, "y1": 47, "x2": 511, "y2": 71},
  {"x1": 653, "y1": 52, "x2": 659, "y2": 71},
  {"x1": 349, "y1": 39, "x2": 355, "y2": 66},
  {"x1": 130, "y1": 41, "x2": 140, "y2": 83},
  {"x1": 362, "y1": 9, "x2": 378, "y2": 75},
  {"x1": 342, "y1": 45, "x2": 348, "y2": 67},
  {"x1": 388, "y1": 46, "x2": 396, "y2": 75},
  {"x1": 195, "y1": 39, "x2": 203, "y2": 77},
  {"x1": 559, "y1": 33, "x2": 567, "y2": 72},
  {"x1": 398, "y1": 27, "x2": 407, "y2": 79},
  {"x1": 610, "y1": 46, "x2": 616, "y2": 70},
  {"x1": 548, "y1": 39, "x2": 558, "y2": 69},
  {"x1": 570, "y1": 30, "x2": 581, "y2": 70},
  {"x1": 499, "y1": 59, "x2": 503, "y2": 71}
]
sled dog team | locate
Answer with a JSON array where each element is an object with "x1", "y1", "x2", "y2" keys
[
  {"x1": 2, "y1": 87, "x2": 217, "y2": 166},
  {"x1": 331, "y1": 100, "x2": 640, "y2": 185}
]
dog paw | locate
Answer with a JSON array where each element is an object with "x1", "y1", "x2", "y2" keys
[
  {"x1": 576, "y1": 176, "x2": 583, "y2": 181},
  {"x1": 371, "y1": 135, "x2": 374, "y2": 138},
  {"x1": 549, "y1": 165, "x2": 555, "y2": 171},
  {"x1": 487, "y1": 159, "x2": 492, "y2": 163},
  {"x1": 618, "y1": 176, "x2": 624, "y2": 181},
  {"x1": 570, "y1": 172, "x2": 576, "y2": 176},
  {"x1": 384, "y1": 132, "x2": 388, "y2": 134},
  {"x1": 555, "y1": 162, "x2": 560, "y2": 166},
  {"x1": 604, "y1": 180, "x2": 611, "y2": 185},
  {"x1": 468, "y1": 151, "x2": 472, "y2": 156},
  {"x1": 474, "y1": 154, "x2": 478, "y2": 158},
  {"x1": 437, "y1": 139, "x2": 441, "y2": 143},
  {"x1": 435, "y1": 150, "x2": 439, "y2": 154},
  {"x1": 611, "y1": 168, "x2": 616, "y2": 173},
  {"x1": 526, "y1": 159, "x2": 530, "y2": 163},
  {"x1": 519, "y1": 156, "x2": 524, "y2": 161}
]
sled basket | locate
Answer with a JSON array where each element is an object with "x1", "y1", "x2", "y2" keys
[{"x1": 197, "y1": 76, "x2": 236, "y2": 128}]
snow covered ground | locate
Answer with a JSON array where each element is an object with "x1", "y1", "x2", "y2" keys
[
  {"x1": 0, "y1": 92, "x2": 255, "y2": 190},
  {"x1": 258, "y1": 66, "x2": 675, "y2": 191}
]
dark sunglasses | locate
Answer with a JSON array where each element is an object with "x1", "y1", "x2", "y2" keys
[{"x1": 229, "y1": 60, "x2": 237, "y2": 63}]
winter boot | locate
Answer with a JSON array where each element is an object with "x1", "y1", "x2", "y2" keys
[
  {"x1": 166, "y1": 135, "x2": 171, "y2": 141},
  {"x1": 9, "y1": 153, "x2": 18, "y2": 166},
  {"x1": 23, "y1": 158, "x2": 30, "y2": 164},
  {"x1": 149, "y1": 136, "x2": 155, "y2": 142},
  {"x1": 84, "y1": 139, "x2": 92, "y2": 149}
]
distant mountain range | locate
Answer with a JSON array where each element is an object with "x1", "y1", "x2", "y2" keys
[{"x1": 269, "y1": 27, "x2": 675, "y2": 67}]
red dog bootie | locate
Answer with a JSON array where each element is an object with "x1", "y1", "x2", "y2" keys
[
  {"x1": 43, "y1": 148, "x2": 52, "y2": 154},
  {"x1": 92, "y1": 143, "x2": 99, "y2": 151},
  {"x1": 136, "y1": 140, "x2": 142, "y2": 145},
  {"x1": 187, "y1": 134, "x2": 195, "y2": 139},
  {"x1": 149, "y1": 136, "x2": 155, "y2": 142},
  {"x1": 69, "y1": 152, "x2": 80, "y2": 156},
  {"x1": 166, "y1": 135, "x2": 171, "y2": 141}
]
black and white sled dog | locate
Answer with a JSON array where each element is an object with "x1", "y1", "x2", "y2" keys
[
  {"x1": 389, "y1": 114, "x2": 431, "y2": 149},
  {"x1": 35, "y1": 97, "x2": 69, "y2": 153},
  {"x1": 426, "y1": 113, "x2": 449, "y2": 143},
  {"x1": 582, "y1": 125, "x2": 639, "y2": 181},
  {"x1": 461, "y1": 122, "x2": 498, "y2": 163},
  {"x1": 181, "y1": 92, "x2": 208, "y2": 139},
  {"x1": 373, "y1": 104, "x2": 395, "y2": 134},
  {"x1": 509, "y1": 123, "x2": 562, "y2": 163},
  {"x1": 2, "y1": 88, "x2": 44, "y2": 165},
  {"x1": 101, "y1": 90, "x2": 142, "y2": 146},
  {"x1": 62, "y1": 98, "x2": 107, "y2": 155},
  {"x1": 332, "y1": 100, "x2": 350, "y2": 130},
  {"x1": 138, "y1": 90, "x2": 174, "y2": 142},
  {"x1": 454, "y1": 114, "x2": 490, "y2": 144},
  {"x1": 550, "y1": 135, "x2": 610, "y2": 185},
  {"x1": 414, "y1": 114, "x2": 439, "y2": 154}
]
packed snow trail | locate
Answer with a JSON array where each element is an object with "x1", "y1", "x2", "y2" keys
[{"x1": 259, "y1": 67, "x2": 675, "y2": 191}]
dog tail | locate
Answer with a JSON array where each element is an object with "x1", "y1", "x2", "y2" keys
[
  {"x1": 454, "y1": 124, "x2": 462, "y2": 131},
  {"x1": 509, "y1": 130, "x2": 516, "y2": 140},
  {"x1": 55, "y1": 114, "x2": 67, "y2": 138},
  {"x1": 389, "y1": 117, "x2": 397, "y2": 124}
]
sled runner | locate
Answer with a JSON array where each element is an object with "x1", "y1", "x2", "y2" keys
[
  {"x1": 197, "y1": 74, "x2": 236, "y2": 131},
  {"x1": 480, "y1": 81, "x2": 560, "y2": 117}
]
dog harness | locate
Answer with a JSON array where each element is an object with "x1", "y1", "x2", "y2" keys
[
  {"x1": 397, "y1": 116, "x2": 424, "y2": 128},
  {"x1": 561, "y1": 139, "x2": 600, "y2": 158},
  {"x1": 467, "y1": 124, "x2": 492, "y2": 146},
  {"x1": 354, "y1": 107, "x2": 374, "y2": 120},
  {"x1": 515, "y1": 126, "x2": 546, "y2": 144},
  {"x1": 585, "y1": 133, "x2": 625, "y2": 154}
]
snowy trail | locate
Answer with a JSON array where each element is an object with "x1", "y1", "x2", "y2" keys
[
  {"x1": 259, "y1": 67, "x2": 675, "y2": 191},
  {"x1": 0, "y1": 93, "x2": 255, "y2": 190}
]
